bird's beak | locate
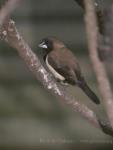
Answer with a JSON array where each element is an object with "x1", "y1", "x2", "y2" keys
[{"x1": 38, "y1": 42, "x2": 47, "y2": 49}]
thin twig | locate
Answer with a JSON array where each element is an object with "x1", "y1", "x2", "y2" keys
[
  {"x1": 84, "y1": 0, "x2": 113, "y2": 127},
  {"x1": 0, "y1": 0, "x2": 113, "y2": 136}
]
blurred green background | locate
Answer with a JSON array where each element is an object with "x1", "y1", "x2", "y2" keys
[{"x1": 0, "y1": 0, "x2": 113, "y2": 149}]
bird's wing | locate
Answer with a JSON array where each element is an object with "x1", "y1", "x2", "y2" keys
[{"x1": 47, "y1": 51, "x2": 77, "y2": 84}]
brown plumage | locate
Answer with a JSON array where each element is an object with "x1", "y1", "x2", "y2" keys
[{"x1": 39, "y1": 37, "x2": 100, "y2": 104}]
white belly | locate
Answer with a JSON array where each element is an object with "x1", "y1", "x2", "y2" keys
[{"x1": 46, "y1": 56, "x2": 65, "y2": 81}]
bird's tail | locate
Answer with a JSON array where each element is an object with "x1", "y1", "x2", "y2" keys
[{"x1": 77, "y1": 79, "x2": 100, "y2": 104}]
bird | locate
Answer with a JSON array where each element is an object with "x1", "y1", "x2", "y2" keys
[{"x1": 38, "y1": 37, "x2": 100, "y2": 104}]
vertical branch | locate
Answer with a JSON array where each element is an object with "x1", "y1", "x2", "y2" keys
[
  {"x1": 98, "y1": 7, "x2": 113, "y2": 61},
  {"x1": 74, "y1": 0, "x2": 105, "y2": 35},
  {"x1": 84, "y1": 0, "x2": 113, "y2": 127}
]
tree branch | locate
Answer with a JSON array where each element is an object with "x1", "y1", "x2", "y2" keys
[
  {"x1": 84, "y1": 0, "x2": 113, "y2": 127},
  {"x1": 98, "y1": 7, "x2": 113, "y2": 61},
  {"x1": 74, "y1": 0, "x2": 105, "y2": 34},
  {"x1": 0, "y1": 0, "x2": 113, "y2": 137},
  {"x1": 0, "y1": 0, "x2": 21, "y2": 26},
  {"x1": 75, "y1": 0, "x2": 113, "y2": 62}
]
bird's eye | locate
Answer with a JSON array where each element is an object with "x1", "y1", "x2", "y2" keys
[{"x1": 38, "y1": 41, "x2": 48, "y2": 49}]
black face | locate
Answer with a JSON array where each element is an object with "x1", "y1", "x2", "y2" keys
[{"x1": 38, "y1": 38, "x2": 53, "y2": 52}]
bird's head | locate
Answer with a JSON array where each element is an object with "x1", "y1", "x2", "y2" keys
[{"x1": 38, "y1": 37, "x2": 65, "y2": 52}]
